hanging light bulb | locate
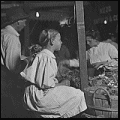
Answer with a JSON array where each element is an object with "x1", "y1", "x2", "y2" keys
[
  {"x1": 104, "y1": 20, "x2": 107, "y2": 24},
  {"x1": 36, "y1": 12, "x2": 39, "y2": 17}
]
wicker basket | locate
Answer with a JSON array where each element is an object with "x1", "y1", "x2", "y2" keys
[{"x1": 84, "y1": 86, "x2": 118, "y2": 118}]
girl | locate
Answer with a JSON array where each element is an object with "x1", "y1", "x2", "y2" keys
[{"x1": 22, "y1": 29, "x2": 87, "y2": 118}]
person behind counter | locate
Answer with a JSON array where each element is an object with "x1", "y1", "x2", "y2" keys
[
  {"x1": 21, "y1": 29, "x2": 87, "y2": 118},
  {"x1": 59, "y1": 30, "x2": 118, "y2": 77},
  {"x1": 1, "y1": 7, "x2": 29, "y2": 73}
]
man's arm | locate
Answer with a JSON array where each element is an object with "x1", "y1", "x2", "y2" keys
[
  {"x1": 58, "y1": 59, "x2": 79, "y2": 68},
  {"x1": 59, "y1": 50, "x2": 90, "y2": 68}
]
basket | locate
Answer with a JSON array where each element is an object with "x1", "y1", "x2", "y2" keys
[{"x1": 84, "y1": 86, "x2": 118, "y2": 118}]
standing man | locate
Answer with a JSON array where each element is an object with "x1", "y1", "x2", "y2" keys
[
  {"x1": 1, "y1": 7, "x2": 28, "y2": 72},
  {"x1": 1, "y1": 7, "x2": 29, "y2": 118}
]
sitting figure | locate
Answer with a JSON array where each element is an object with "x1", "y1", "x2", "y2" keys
[
  {"x1": 21, "y1": 29, "x2": 87, "y2": 118},
  {"x1": 59, "y1": 30, "x2": 118, "y2": 77}
]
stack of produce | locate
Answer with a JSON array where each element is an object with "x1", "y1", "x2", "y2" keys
[
  {"x1": 57, "y1": 66, "x2": 81, "y2": 88},
  {"x1": 88, "y1": 67, "x2": 118, "y2": 96}
]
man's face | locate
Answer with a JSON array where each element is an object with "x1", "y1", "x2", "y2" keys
[
  {"x1": 18, "y1": 19, "x2": 26, "y2": 31},
  {"x1": 86, "y1": 36, "x2": 98, "y2": 47}
]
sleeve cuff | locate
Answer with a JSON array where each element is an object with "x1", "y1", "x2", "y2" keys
[{"x1": 69, "y1": 59, "x2": 79, "y2": 67}]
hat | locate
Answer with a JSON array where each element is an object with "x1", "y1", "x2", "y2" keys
[{"x1": 1, "y1": 7, "x2": 29, "y2": 28}]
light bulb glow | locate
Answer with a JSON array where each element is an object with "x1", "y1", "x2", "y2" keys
[
  {"x1": 36, "y1": 12, "x2": 39, "y2": 17},
  {"x1": 104, "y1": 20, "x2": 107, "y2": 24}
]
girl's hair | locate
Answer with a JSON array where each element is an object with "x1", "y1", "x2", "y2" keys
[
  {"x1": 39, "y1": 29, "x2": 59, "y2": 47},
  {"x1": 86, "y1": 30, "x2": 101, "y2": 41}
]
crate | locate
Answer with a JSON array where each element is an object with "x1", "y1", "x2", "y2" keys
[{"x1": 84, "y1": 86, "x2": 118, "y2": 118}]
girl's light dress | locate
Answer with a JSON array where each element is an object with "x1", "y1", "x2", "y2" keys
[{"x1": 21, "y1": 49, "x2": 87, "y2": 118}]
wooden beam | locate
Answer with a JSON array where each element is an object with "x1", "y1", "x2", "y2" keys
[
  {"x1": 26, "y1": 1, "x2": 90, "y2": 9},
  {"x1": 75, "y1": 1, "x2": 88, "y2": 90},
  {"x1": 26, "y1": 1, "x2": 74, "y2": 9},
  {"x1": 29, "y1": 11, "x2": 70, "y2": 21},
  {"x1": 1, "y1": 1, "x2": 90, "y2": 10},
  {"x1": 1, "y1": 3, "x2": 20, "y2": 9}
]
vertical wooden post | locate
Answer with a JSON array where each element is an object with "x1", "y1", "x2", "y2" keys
[{"x1": 75, "y1": 1, "x2": 88, "y2": 90}]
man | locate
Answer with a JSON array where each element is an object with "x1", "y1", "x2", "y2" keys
[
  {"x1": 59, "y1": 30, "x2": 118, "y2": 76},
  {"x1": 1, "y1": 7, "x2": 28, "y2": 72},
  {"x1": 1, "y1": 7, "x2": 29, "y2": 118}
]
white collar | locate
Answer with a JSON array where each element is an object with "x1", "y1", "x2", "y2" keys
[
  {"x1": 42, "y1": 49, "x2": 56, "y2": 59},
  {"x1": 5, "y1": 25, "x2": 20, "y2": 37}
]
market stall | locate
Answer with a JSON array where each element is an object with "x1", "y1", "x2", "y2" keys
[
  {"x1": 20, "y1": 1, "x2": 88, "y2": 90},
  {"x1": 2, "y1": 1, "x2": 118, "y2": 118}
]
